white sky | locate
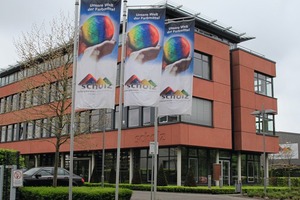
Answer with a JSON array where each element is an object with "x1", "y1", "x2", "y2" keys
[{"x1": 1, "y1": 0, "x2": 299, "y2": 133}]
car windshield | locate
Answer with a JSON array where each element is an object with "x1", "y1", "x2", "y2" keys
[{"x1": 23, "y1": 168, "x2": 41, "y2": 176}]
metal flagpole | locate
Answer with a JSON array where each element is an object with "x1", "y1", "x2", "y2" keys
[
  {"x1": 115, "y1": 0, "x2": 127, "y2": 199},
  {"x1": 69, "y1": 0, "x2": 79, "y2": 199},
  {"x1": 154, "y1": 107, "x2": 158, "y2": 200},
  {"x1": 101, "y1": 109, "x2": 106, "y2": 187}
]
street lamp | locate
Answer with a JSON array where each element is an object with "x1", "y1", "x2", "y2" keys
[{"x1": 251, "y1": 108, "x2": 277, "y2": 198}]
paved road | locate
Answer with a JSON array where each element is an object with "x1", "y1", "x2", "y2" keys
[{"x1": 131, "y1": 191, "x2": 254, "y2": 200}]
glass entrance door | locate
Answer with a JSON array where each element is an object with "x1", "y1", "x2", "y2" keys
[
  {"x1": 188, "y1": 158, "x2": 198, "y2": 183},
  {"x1": 247, "y1": 161, "x2": 255, "y2": 183},
  {"x1": 74, "y1": 158, "x2": 91, "y2": 182},
  {"x1": 220, "y1": 160, "x2": 230, "y2": 185}
]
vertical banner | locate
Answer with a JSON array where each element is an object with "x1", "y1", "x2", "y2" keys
[
  {"x1": 158, "y1": 19, "x2": 195, "y2": 116},
  {"x1": 124, "y1": 7, "x2": 166, "y2": 107},
  {"x1": 75, "y1": 0, "x2": 121, "y2": 109}
]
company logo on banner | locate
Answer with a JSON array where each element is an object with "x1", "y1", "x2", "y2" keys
[
  {"x1": 160, "y1": 87, "x2": 190, "y2": 99},
  {"x1": 158, "y1": 19, "x2": 195, "y2": 116},
  {"x1": 124, "y1": 7, "x2": 166, "y2": 107},
  {"x1": 79, "y1": 74, "x2": 113, "y2": 89},
  {"x1": 75, "y1": 0, "x2": 121, "y2": 109},
  {"x1": 125, "y1": 75, "x2": 157, "y2": 90}
]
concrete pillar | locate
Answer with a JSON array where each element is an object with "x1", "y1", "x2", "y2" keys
[
  {"x1": 34, "y1": 155, "x2": 38, "y2": 167},
  {"x1": 91, "y1": 152, "x2": 95, "y2": 176},
  {"x1": 215, "y1": 150, "x2": 220, "y2": 186},
  {"x1": 60, "y1": 153, "x2": 64, "y2": 168},
  {"x1": 129, "y1": 149, "x2": 133, "y2": 184},
  {"x1": 238, "y1": 152, "x2": 242, "y2": 182},
  {"x1": 177, "y1": 147, "x2": 182, "y2": 186}
]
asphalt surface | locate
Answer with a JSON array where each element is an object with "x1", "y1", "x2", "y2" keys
[{"x1": 131, "y1": 191, "x2": 254, "y2": 200}]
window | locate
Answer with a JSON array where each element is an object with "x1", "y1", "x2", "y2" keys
[
  {"x1": 13, "y1": 124, "x2": 18, "y2": 141},
  {"x1": 193, "y1": 52, "x2": 211, "y2": 80},
  {"x1": 5, "y1": 96, "x2": 12, "y2": 112},
  {"x1": 27, "y1": 122, "x2": 34, "y2": 139},
  {"x1": 91, "y1": 109, "x2": 102, "y2": 132},
  {"x1": 254, "y1": 72, "x2": 273, "y2": 97},
  {"x1": 181, "y1": 98, "x2": 212, "y2": 126},
  {"x1": 255, "y1": 114, "x2": 275, "y2": 135},
  {"x1": 19, "y1": 123, "x2": 25, "y2": 140},
  {"x1": 35, "y1": 120, "x2": 42, "y2": 138},
  {"x1": 42, "y1": 118, "x2": 50, "y2": 138},
  {"x1": 19, "y1": 92, "x2": 25, "y2": 109},
  {"x1": 159, "y1": 115, "x2": 179, "y2": 124},
  {"x1": 50, "y1": 117, "x2": 58, "y2": 137},
  {"x1": 61, "y1": 115, "x2": 70, "y2": 136},
  {"x1": 1, "y1": 126, "x2": 7, "y2": 142},
  {"x1": 12, "y1": 94, "x2": 19, "y2": 111},
  {"x1": 0, "y1": 98, "x2": 5, "y2": 113},
  {"x1": 79, "y1": 112, "x2": 89, "y2": 133},
  {"x1": 50, "y1": 82, "x2": 57, "y2": 102},
  {"x1": 25, "y1": 90, "x2": 32, "y2": 108},
  {"x1": 42, "y1": 84, "x2": 50, "y2": 104},
  {"x1": 114, "y1": 105, "x2": 127, "y2": 129},
  {"x1": 128, "y1": 106, "x2": 140, "y2": 127},
  {"x1": 7, "y1": 125, "x2": 13, "y2": 142},
  {"x1": 105, "y1": 109, "x2": 113, "y2": 130},
  {"x1": 143, "y1": 107, "x2": 154, "y2": 126}
]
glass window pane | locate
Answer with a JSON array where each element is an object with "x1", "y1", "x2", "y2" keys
[
  {"x1": 181, "y1": 98, "x2": 212, "y2": 126},
  {"x1": 7, "y1": 125, "x2": 13, "y2": 142},
  {"x1": 27, "y1": 122, "x2": 34, "y2": 139},
  {"x1": 0, "y1": 98, "x2": 5, "y2": 113},
  {"x1": 129, "y1": 106, "x2": 140, "y2": 127},
  {"x1": 143, "y1": 107, "x2": 152, "y2": 126},
  {"x1": 35, "y1": 120, "x2": 42, "y2": 138},
  {"x1": 193, "y1": 52, "x2": 211, "y2": 80},
  {"x1": 13, "y1": 124, "x2": 18, "y2": 141},
  {"x1": 91, "y1": 109, "x2": 101, "y2": 132},
  {"x1": 1, "y1": 126, "x2": 6, "y2": 142},
  {"x1": 254, "y1": 72, "x2": 273, "y2": 97}
]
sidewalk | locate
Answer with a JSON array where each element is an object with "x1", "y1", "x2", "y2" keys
[{"x1": 131, "y1": 191, "x2": 252, "y2": 200}]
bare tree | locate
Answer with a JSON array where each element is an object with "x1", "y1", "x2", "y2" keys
[{"x1": 14, "y1": 12, "x2": 107, "y2": 186}]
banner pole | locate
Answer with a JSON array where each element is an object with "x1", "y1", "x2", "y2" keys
[
  {"x1": 69, "y1": 0, "x2": 79, "y2": 199},
  {"x1": 115, "y1": 1, "x2": 127, "y2": 199},
  {"x1": 154, "y1": 107, "x2": 158, "y2": 200}
]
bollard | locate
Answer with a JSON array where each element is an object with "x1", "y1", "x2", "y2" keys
[
  {"x1": 219, "y1": 176, "x2": 223, "y2": 188},
  {"x1": 208, "y1": 175, "x2": 211, "y2": 188}
]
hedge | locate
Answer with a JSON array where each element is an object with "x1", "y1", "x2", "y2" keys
[{"x1": 19, "y1": 187, "x2": 132, "y2": 200}]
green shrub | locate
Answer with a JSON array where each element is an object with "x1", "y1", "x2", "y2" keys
[
  {"x1": 19, "y1": 187, "x2": 132, "y2": 200},
  {"x1": 184, "y1": 167, "x2": 197, "y2": 187},
  {"x1": 157, "y1": 164, "x2": 168, "y2": 186},
  {"x1": 108, "y1": 168, "x2": 116, "y2": 184},
  {"x1": 90, "y1": 167, "x2": 101, "y2": 183},
  {"x1": 131, "y1": 167, "x2": 142, "y2": 184}
]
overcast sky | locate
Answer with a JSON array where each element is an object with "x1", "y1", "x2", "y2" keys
[{"x1": 1, "y1": 0, "x2": 299, "y2": 133}]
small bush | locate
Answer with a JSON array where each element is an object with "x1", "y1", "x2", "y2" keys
[
  {"x1": 108, "y1": 168, "x2": 116, "y2": 184},
  {"x1": 157, "y1": 164, "x2": 168, "y2": 186},
  {"x1": 184, "y1": 167, "x2": 197, "y2": 187},
  {"x1": 131, "y1": 167, "x2": 142, "y2": 184}
]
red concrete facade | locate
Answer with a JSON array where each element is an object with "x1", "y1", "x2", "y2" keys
[
  {"x1": 231, "y1": 49, "x2": 278, "y2": 153},
  {"x1": 0, "y1": 33, "x2": 234, "y2": 154},
  {"x1": 0, "y1": 20, "x2": 278, "y2": 159}
]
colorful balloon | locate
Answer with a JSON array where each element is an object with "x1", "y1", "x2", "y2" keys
[
  {"x1": 81, "y1": 15, "x2": 114, "y2": 47},
  {"x1": 163, "y1": 36, "x2": 190, "y2": 65},
  {"x1": 127, "y1": 23, "x2": 159, "y2": 51}
]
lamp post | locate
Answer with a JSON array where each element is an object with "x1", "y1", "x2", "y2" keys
[{"x1": 251, "y1": 107, "x2": 276, "y2": 198}]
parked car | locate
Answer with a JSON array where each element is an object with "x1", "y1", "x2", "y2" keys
[{"x1": 23, "y1": 167, "x2": 84, "y2": 186}]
